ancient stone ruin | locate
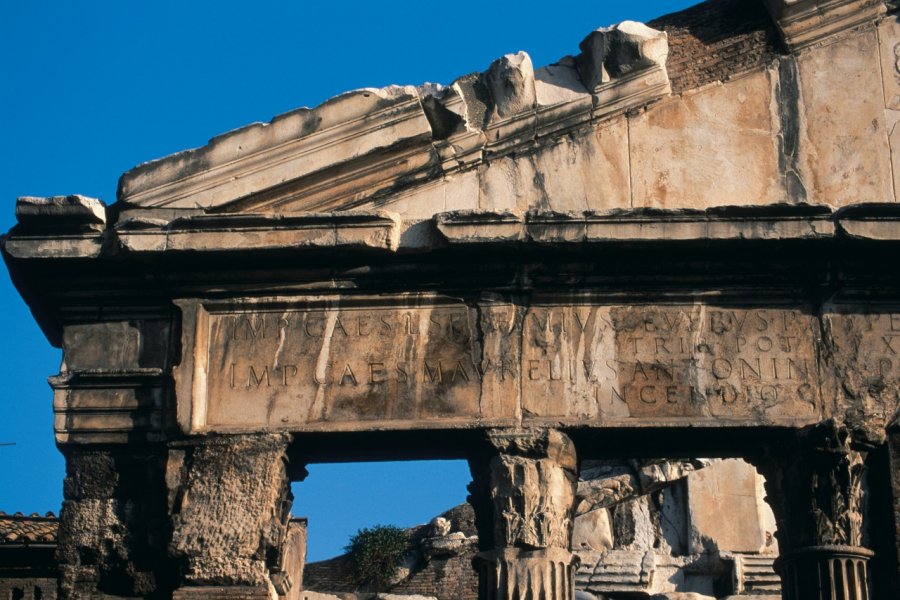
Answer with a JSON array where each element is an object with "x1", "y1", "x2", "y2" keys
[{"x1": 3, "y1": 0, "x2": 900, "y2": 599}]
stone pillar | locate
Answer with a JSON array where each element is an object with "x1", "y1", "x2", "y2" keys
[
  {"x1": 887, "y1": 417, "x2": 900, "y2": 593},
  {"x1": 167, "y1": 434, "x2": 294, "y2": 599},
  {"x1": 467, "y1": 429, "x2": 578, "y2": 600},
  {"x1": 754, "y1": 422, "x2": 874, "y2": 600},
  {"x1": 57, "y1": 446, "x2": 171, "y2": 599}
]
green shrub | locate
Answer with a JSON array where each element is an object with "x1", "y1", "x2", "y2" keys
[{"x1": 345, "y1": 524, "x2": 409, "y2": 590}]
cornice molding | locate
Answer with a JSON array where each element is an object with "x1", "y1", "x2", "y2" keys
[{"x1": 762, "y1": 0, "x2": 887, "y2": 50}]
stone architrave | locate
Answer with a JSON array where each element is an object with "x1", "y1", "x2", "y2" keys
[
  {"x1": 467, "y1": 429, "x2": 578, "y2": 600},
  {"x1": 168, "y1": 434, "x2": 294, "y2": 599},
  {"x1": 753, "y1": 422, "x2": 873, "y2": 600}
]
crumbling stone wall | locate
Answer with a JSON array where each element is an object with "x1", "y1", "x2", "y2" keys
[{"x1": 57, "y1": 448, "x2": 170, "y2": 599}]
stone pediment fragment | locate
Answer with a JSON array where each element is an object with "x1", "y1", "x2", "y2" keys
[
  {"x1": 118, "y1": 86, "x2": 434, "y2": 212},
  {"x1": 115, "y1": 20, "x2": 672, "y2": 217},
  {"x1": 762, "y1": 0, "x2": 887, "y2": 49}
]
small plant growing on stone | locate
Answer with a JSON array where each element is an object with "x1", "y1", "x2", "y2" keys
[{"x1": 345, "y1": 524, "x2": 409, "y2": 591}]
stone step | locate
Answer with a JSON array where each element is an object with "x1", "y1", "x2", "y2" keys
[{"x1": 733, "y1": 553, "x2": 781, "y2": 595}]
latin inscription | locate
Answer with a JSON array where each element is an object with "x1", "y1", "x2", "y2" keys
[
  {"x1": 825, "y1": 309, "x2": 900, "y2": 426},
  {"x1": 198, "y1": 303, "x2": 823, "y2": 430}
]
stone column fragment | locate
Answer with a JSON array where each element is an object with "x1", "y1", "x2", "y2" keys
[
  {"x1": 168, "y1": 434, "x2": 293, "y2": 599},
  {"x1": 468, "y1": 429, "x2": 578, "y2": 600},
  {"x1": 57, "y1": 447, "x2": 170, "y2": 599},
  {"x1": 753, "y1": 421, "x2": 874, "y2": 600}
]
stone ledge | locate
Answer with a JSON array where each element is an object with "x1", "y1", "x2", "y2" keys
[
  {"x1": 435, "y1": 205, "x2": 838, "y2": 245},
  {"x1": 834, "y1": 202, "x2": 900, "y2": 240},
  {"x1": 115, "y1": 211, "x2": 401, "y2": 253},
  {"x1": 8, "y1": 203, "x2": 900, "y2": 261},
  {"x1": 4, "y1": 195, "x2": 108, "y2": 259},
  {"x1": 15, "y1": 195, "x2": 106, "y2": 227}
]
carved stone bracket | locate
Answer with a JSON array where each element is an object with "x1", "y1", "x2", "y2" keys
[
  {"x1": 468, "y1": 429, "x2": 578, "y2": 600},
  {"x1": 752, "y1": 421, "x2": 873, "y2": 599},
  {"x1": 167, "y1": 434, "x2": 293, "y2": 599}
]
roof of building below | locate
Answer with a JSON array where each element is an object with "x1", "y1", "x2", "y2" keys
[{"x1": 0, "y1": 512, "x2": 59, "y2": 545}]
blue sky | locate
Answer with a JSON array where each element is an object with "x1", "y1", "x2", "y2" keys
[{"x1": 0, "y1": 0, "x2": 698, "y2": 561}]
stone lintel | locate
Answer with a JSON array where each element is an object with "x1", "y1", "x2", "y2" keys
[
  {"x1": 116, "y1": 211, "x2": 401, "y2": 253},
  {"x1": 762, "y1": 0, "x2": 887, "y2": 50}
]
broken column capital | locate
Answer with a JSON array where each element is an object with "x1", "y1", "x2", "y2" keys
[
  {"x1": 761, "y1": 0, "x2": 887, "y2": 50},
  {"x1": 484, "y1": 427, "x2": 578, "y2": 472},
  {"x1": 485, "y1": 51, "x2": 537, "y2": 120},
  {"x1": 753, "y1": 421, "x2": 869, "y2": 551},
  {"x1": 751, "y1": 422, "x2": 874, "y2": 599},
  {"x1": 576, "y1": 21, "x2": 669, "y2": 91},
  {"x1": 468, "y1": 429, "x2": 578, "y2": 600}
]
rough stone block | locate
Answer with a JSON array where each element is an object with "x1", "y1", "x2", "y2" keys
[
  {"x1": 15, "y1": 195, "x2": 106, "y2": 227},
  {"x1": 687, "y1": 459, "x2": 768, "y2": 553},
  {"x1": 577, "y1": 22, "x2": 669, "y2": 90},
  {"x1": 485, "y1": 52, "x2": 536, "y2": 120}
]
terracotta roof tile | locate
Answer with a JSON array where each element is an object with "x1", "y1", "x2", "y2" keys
[{"x1": 0, "y1": 511, "x2": 58, "y2": 545}]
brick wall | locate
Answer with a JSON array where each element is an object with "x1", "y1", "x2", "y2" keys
[
  {"x1": 650, "y1": 0, "x2": 781, "y2": 95},
  {"x1": 0, "y1": 577, "x2": 57, "y2": 600}
]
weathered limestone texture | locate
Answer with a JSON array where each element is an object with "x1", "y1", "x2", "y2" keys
[
  {"x1": 628, "y1": 69, "x2": 783, "y2": 209},
  {"x1": 57, "y1": 449, "x2": 170, "y2": 599},
  {"x1": 574, "y1": 458, "x2": 780, "y2": 598},
  {"x1": 688, "y1": 460, "x2": 774, "y2": 554},
  {"x1": 468, "y1": 430, "x2": 578, "y2": 600},
  {"x1": 168, "y1": 434, "x2": 293, "y2": 598},
  {"x1": 6, "y1": 1, "x2": 900, "y2": 599},
  {"x1": 878, "y1": 14, "x2": 900, "y2": 201},
  {"x1": 53, "y1": 317, "x2": 175, "y2": 445},
  {"x1": 4, "y1": 195, "x2": 106, "y2": 259},
  {"x1": 753, "y1": 422, "x2": 873, "y2": 600},
  {"x1": 794, "y1": 27, "x2": 893, "y2": 206}
]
